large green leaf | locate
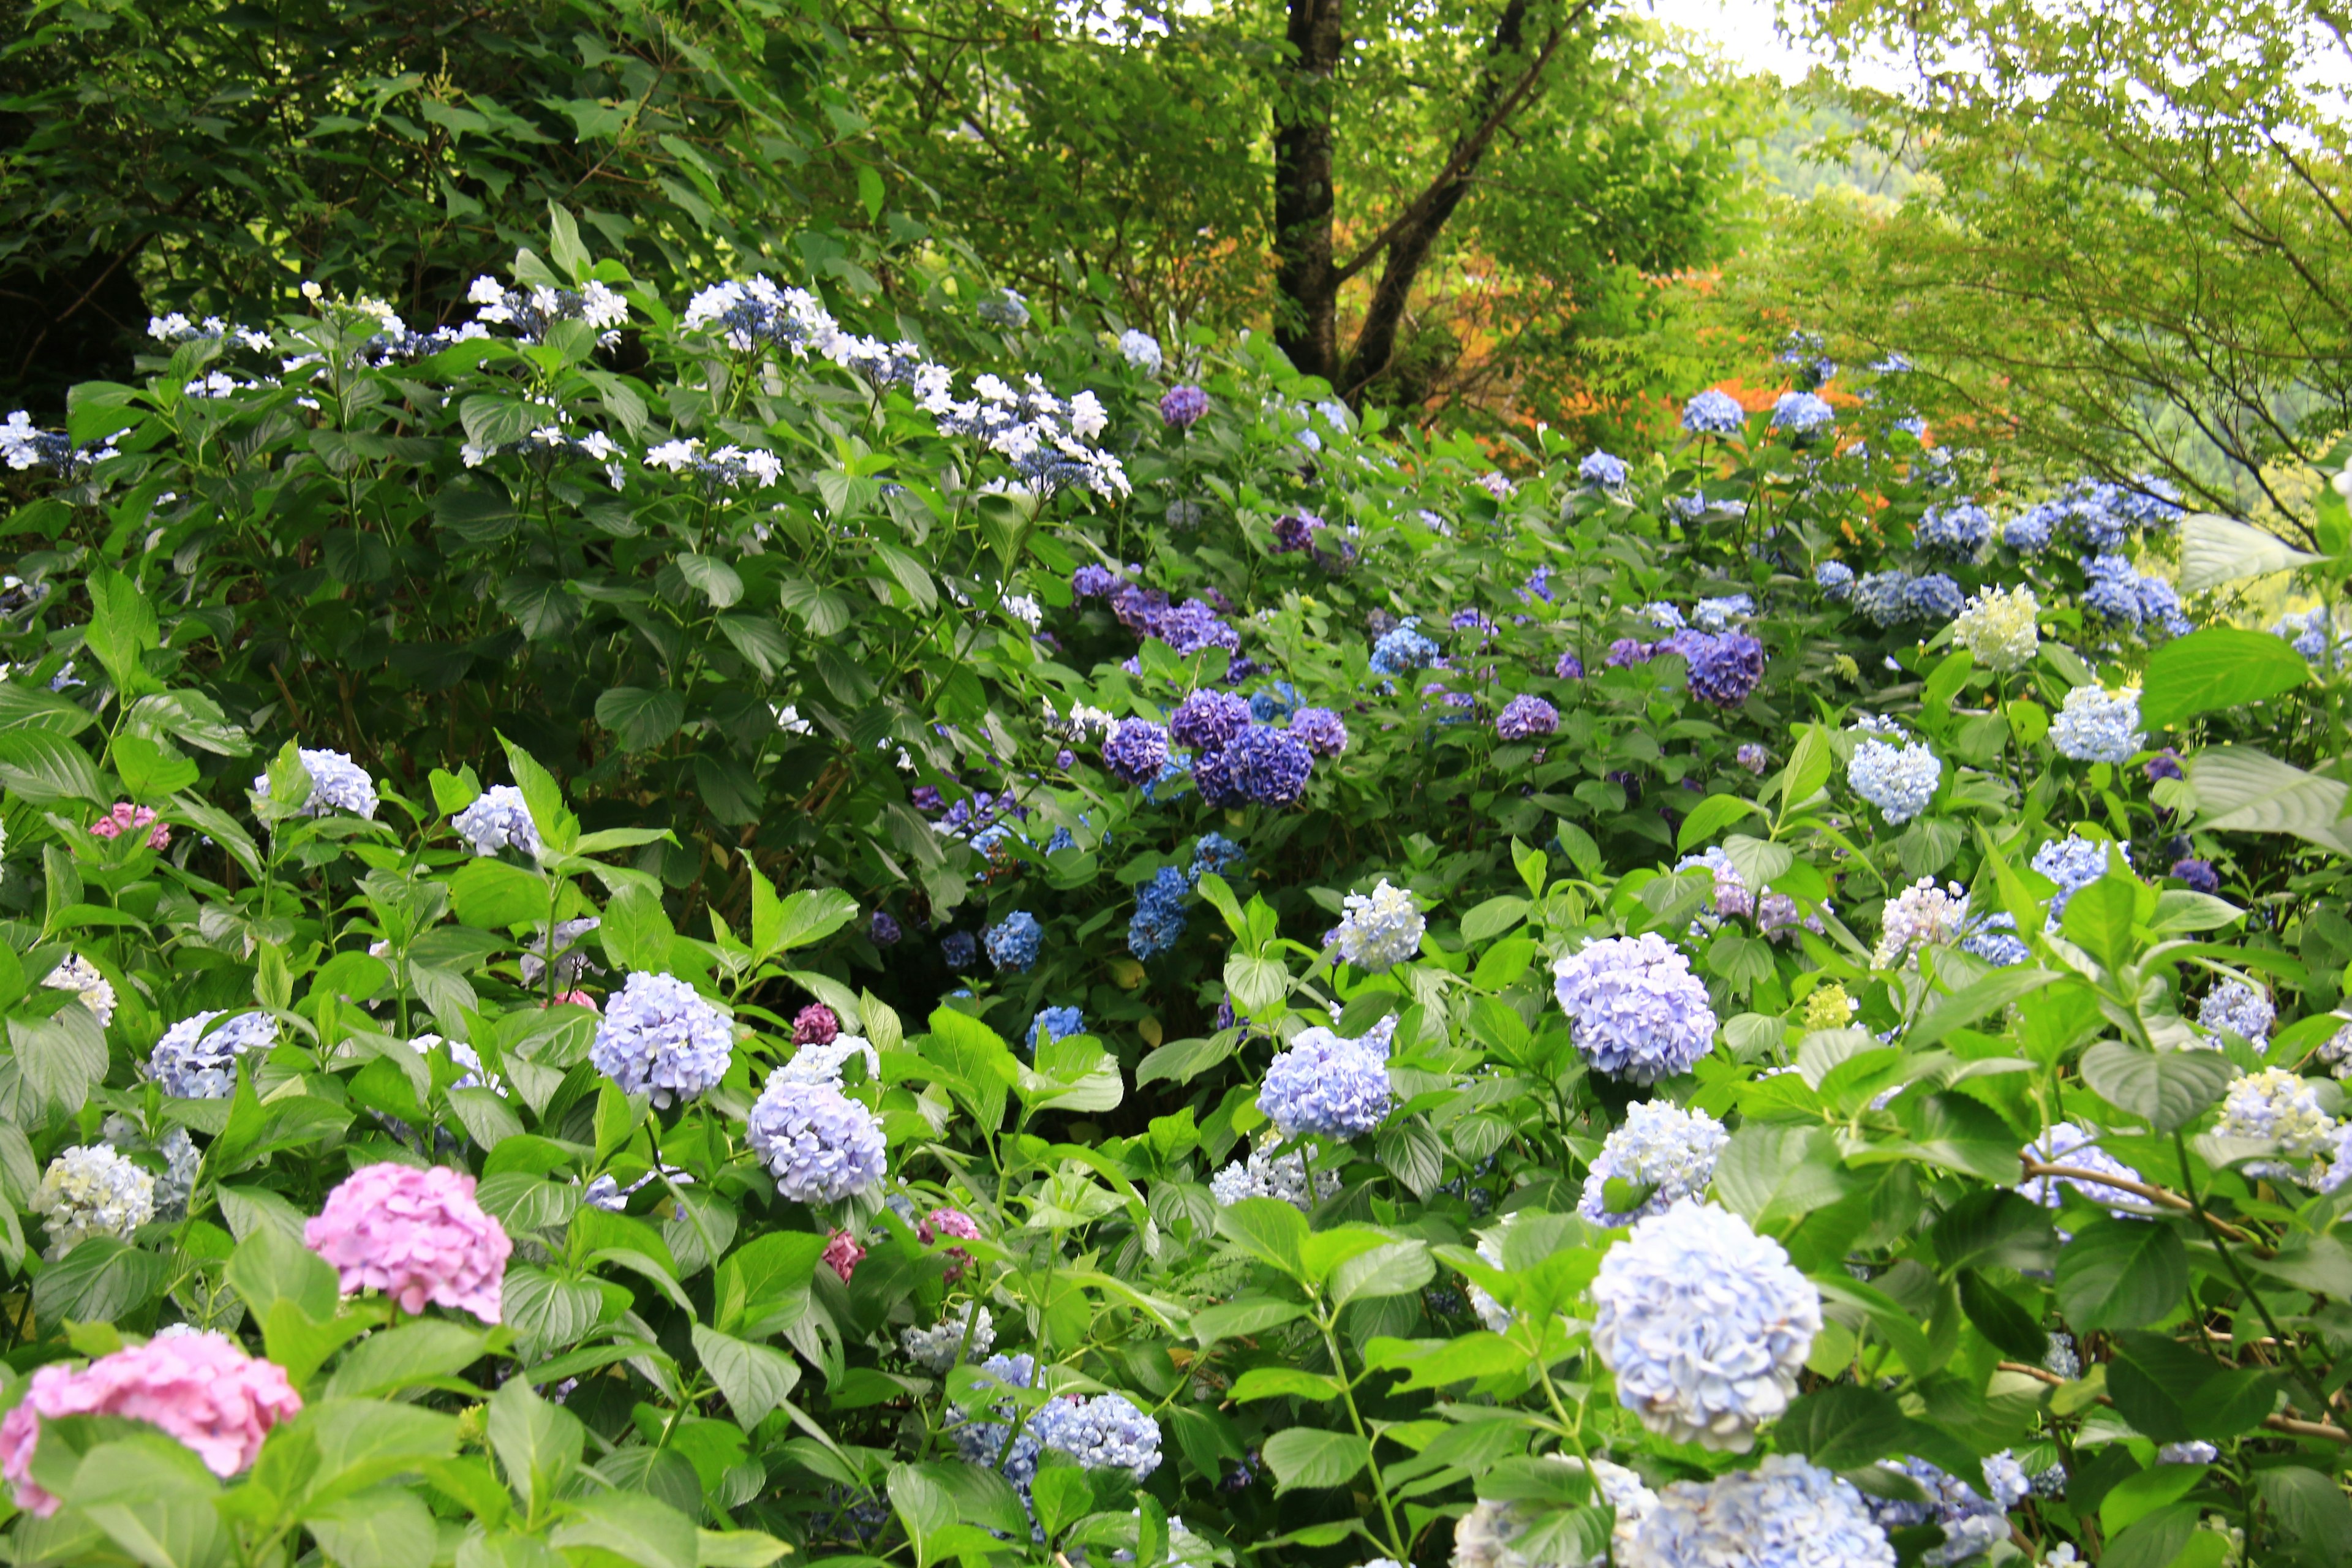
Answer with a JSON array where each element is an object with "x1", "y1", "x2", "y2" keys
[
  {"x1": 690, "y1": 1324, "x2": 801, "y2": 1430},
  {"x1": 2054, "y1": 1219, "x2": 2185, "y2": 1331},
  {"x1": 2140, "y1": 627, "x2": 2310, "y2": 729},
  {"x1": 594, "y1": 686, "x2": 686, "y2": 752},
  {"x1": 2177, "y1": 512, "x2": 2321, "y2": 592},
  {"x1": 2080, "y1": 1041, "x2": 2235, "y2": 1131},
  {"x1": 1774, "y1": 1385, "x2": 1911, "y2": 1470},
  {"x1": 1261, "y1": 1428, "x2": 1370, "y2": 1493},
  {"x1": 2187, "y1": 746, "x2": 2352, "y2": 854},
  {"x1": 1214, "y1": 1197, "x2": 1309, "y2": 1277}
]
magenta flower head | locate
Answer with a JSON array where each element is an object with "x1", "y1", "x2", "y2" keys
[
  {"x1": 1161, "y1": 384, "x2": 1208, "y2": 429},
  {"x1": 919, "y1": 1206, "x2": 983, "y2": 1281},
  {"x1": 89, "y1": 802, "x2": 170, "y2": 850},
  {"x1": 793, "y1": 1003, "x2": 841, "y2": 1048},
  {"x1": 823, "y1": 1229, "x2": 865, "y2": 1282},
  {"x1": 1, "y1": 1330, "x2": 301, "y2": 1516},
  {"x1": 304, "y1": 1162, "x2": 512, "y2": 1323}
]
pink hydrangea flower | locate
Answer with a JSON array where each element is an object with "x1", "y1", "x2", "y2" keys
[
  {"x1": 304, "y1": 1163, "x2": 511, "y2": 1323},
  {"x1": 919, "y1": 1207, "x2": 982, "y2": 1281},
  {"x1": 545, "y1": 990, "x2": 600, "y2": 1011},
  {"x1": 0, "y1": 1330, "x2": 300, "y2": 1515},
  {"x1": 88, "y1": 803, "x2": 169, "y2": 851},
  {"x1": 822, "y1": 1228, "x2": 865, "y2": 1281}
]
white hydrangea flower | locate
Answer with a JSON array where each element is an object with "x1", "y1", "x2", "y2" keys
[
  {"x1": 1329, "y1": 879, "x2": 1425, "y2": 971},
  {"x1": 1951, "y1": 584, "x2": 2040, "y2": 671},
  {"x1": 2051, "y1": 685, "x2": 2145, "y2": 763},
  {"x1": 44, "y1": 954, "x2": 116, "y2": 1028},
  {"x1": 30, "y1": 1144, "x2": 156, "y2": 1257}
]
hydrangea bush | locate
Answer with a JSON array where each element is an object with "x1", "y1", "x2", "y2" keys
[{"x1": 0, "y1": 249, "x2": 2346, "y2": 1567}]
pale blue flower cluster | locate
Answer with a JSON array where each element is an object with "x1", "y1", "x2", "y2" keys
[
  {"x1": 1032, "y1": 1392, "x2": 1162, "y2": 1480},
  {"x1": 1580, "y1": 450, "x2": 1629, "y2": 488},
  {"x1": 1639, "y1": 601, "x2": 1687, "y2": 630},
  {"x1": 2019, "y1": 1121, "x2": 2158, "y2": 1219},
  {"x1": 1961, "y1": 913, "x2": 2031, "y2": 967},
  {"x1": 903, "y1": 1303, "x2": 994, "y2": 1373},
  {"x1": 777, "y1": 1036, "x2": 881, "y2": 1088},
  {"x1": 1329, "y1": 879, "x2": 1425, "y2": 970},
  {"x1": 1693, "y1": 594, "x2": 1754, "y2": 630},
  {"x1": 1915, "y1": 501, "x2": 1994, "y2": 559},
  {"x1": 1551, "y1": 933, "x2": 1718, "y2": 1084},
  {"x1": 746, "y1": 1076, "x2": 887, "y2": 1202},
  {"x1": 1771, "y1": 391, "x2": 1835, "y2": 436},
  {"x1": 590, "y1": 972, "x2": 733, "y2": 1107},
  {"x1": 1117, "y1": 330, "x2": 1163, "y2": 373},
  {"x1": 2082, "y1": 554, "x2": 2193, "y2": 636},
  {"x1": 1681, "y1": 389, "x2": 1746, "y2": 435},
  {"x1": 1864, "y1": 1457, "x2": 2026, "y2": 1566},
  {"x1": 1590, "y1": 1201, "x2": 1820, "y2": 1449},
  {"x1": 986, "y1": 912, "x2": 1044, "y2": 972},
  {"x1": 255, "y1": 747, "x2": 379, "y2": 819},
  {"x1": 2051, "y1": 685, "x2": 2144, "y2": 763},
  {"x1": 1259, "y1": 1022, "x2": 1395, "y2": 1139},
  {"x1": 1815, "y1": 560, "x2": 1855, "y2": 600},
  {"x1": 2273, "y1": 605, "x2": 2350, "y2": 668},
  {"x1": 2158, "y1": 1441, "x2": 2220, "y2": 1467},
  {"x1": 1209, "y1": 1145, "x2": 1340, "y2": 1209},
  {"x1": 1370, "y1": 617, "x2": 1440, "y2": 675},
  {"x1": 1852, "y1": 568, "x2": 1961, "y2": 626},
  {"x1": 150, "y1": 1009, "x2": 280, "y2": 1098},
  {"x1": 2199, "y1": 981, "x2": 2275, "y2": 1049},
  {"x1": 1027, "y1": 1006, "x2": 1084, "y2": 1050},
  {"x1": 1849, "y1": 731, "x2": 1941, "y2": 824},
  {"x1": 1578, "y1": 1101, "x2": 1728, "y2": 1226},
  {"x1": 951, "y1": 1353, "x2": 1042, "y2": 1484},
  {"x1": 2033, "y1": 835, "x2": 2128, "y2": 925},
  {"x1": 453, "y1": 784, "x2": 540, "y2": 858},
  {"x1": 1624, "y1": 1457, "x2": 1892, "y2": 1568}
]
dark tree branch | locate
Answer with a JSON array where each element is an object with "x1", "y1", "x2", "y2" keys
[{"x1": 1271, "y1": 0, "x2": 1346, "y2": 383}]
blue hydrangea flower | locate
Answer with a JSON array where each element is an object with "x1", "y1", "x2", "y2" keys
[
  {"x1": 1902, "y1": 571, "x2": 1964, "y2": 620},
  {"x1": 984, "y1": 912, "x2": 1043, "y2": 972},
  {"x1": 1189, "y1": 832, "x2": 1245, "y2": 883},
  {"x1": 1915, "y1": 502, "x2": 1994, "y2": 559},
  {"x1": 870, "y1": 911, "x2": 901, "y2": 945},
  {"x1": 2051, "y1": 685, "x2": 2144, "y2": 763},
  {"x1": 1862, "y1": 1458, "x2": 2018, "y2": 1566},
  {"x1": 1259, "y1": 1023, "x2": 1395, "y2": 1139},
  {"x1": 453, "y1": 785, "x2": 540, "y2": 858},
  {"x1": 1639, "y1": 601, "x2": 1686, "y2": 631},
  {"x1": 1031, "y1": 1393, "x2": 1163, "y2": 1480},
  {"x1": 1590, "y1": 1201, "x2": 1820, "y2": 1449},
  {"x1": 1960, "y1": 913, "x2": 2030, "y2": 968},
  {"x1": 2032, "y1": 835, "x2": 2130, "y2": 925},
  {"x1": 941, "y1": 930, "x2": 978, "y2": 969},
  {"x1": 254, "y1": 747, "x2": 379, "y2": 820},
  {"x1": 2082, "y1": 553, "x2": 2148, "y2": 626},
  {"x1": 1771, "y1": 391, "x2": 1836, "y2": 437},
  {"x1": 1496, "y1": 694, "x2": 1559, "y2": 740},
  {"x1": 2158, "y1": 1441, "x2": 2220, "y2": 1468},
  {"x1": 1290, "y1": 706, "x2": 1349, "y2": 756},
  {"x1": 1849, "y1": 733, "x2": 1940, "y2": 824},
  {"x1": 1101, "y1": 719, "x2": 1170, "y2": 786},
  {"x1": 1578, "y1": 1101, "x2": 1728, "y2": 1226},
  {"x1": 150, "y1": 1009, "x2": 279, "y2": 1099},
  {"x1": 1551, "y1": 934, "x2": 1717, "y2": 1084},
  {"x1": 1687, "y1": 631, "x2": 1765, "y2": 709},
  {"x1": 1220, "y1": 724, "x2": 1314, "y2": 805},
  {"x1": 591, "y1": 972, "x2": 734, "y2": 1107},
  {"x1": 2173, "y1": 858, "x2": 2220, "y2": 894},
  {"x1": 1580, "y1": 450, "x2": 1629, "y2": 488},
  {"x1": 1555, "y1": 650, "x2": 1586, "y2": 679},
  {"x1": 1027, "y1": 1006, "x2": 1085, "y2": 1051},
  {"x1": 1128, "y1": 867, "x2": 1191, "y2": 959},
  {"x1": 1072, "y1": 564, "x2": 1118, "y2": 597},
  {"x1": 1815, "y1": 560, "x2": 1855, "y2": 600},
  {"x1": 950, "y1": 1353, "x2": 1041, "y2": 1483},
  {"x1": 2199, "y1": 981, "x2": 2275, "y2": 1049},
  {"x1": 747, "y1": 1076, "x2": 886, "y2": 1202},
  {"x1": 2003, "y1": 505, "x2": 2056, "y2": 553},
  {"x1": 1329, "y1": 879, "x2": 1424, "y2": 970},
  {"x1": 1692, "y1": 594, "x2": 1754, "y2": 631},
  {"x1": 2274, "y1": 605, "x2": 2346, "y2": 667},
  {"x1": 1681, "y1": 389, "x2": 1747, "y2": 435},
  {"x1": 1852, "y1": 570, "x2": 1914, "y2": 626},
  {"x1": 1624, "y1": 1457, "x2": 1891, "y2": 1568},
  {"x1": 1370, "y1": 617, "x2": 1440, "y2": 675},
  {"x1": 1249, "y1": 681, "x2": 1300, "y2": 722},
  {"x1": 1170, "y1": 688, "x2": 1251, "y2": 751},
  {"x1": 1736, "y1": 742, "x2": 1768, "y2": 774}
]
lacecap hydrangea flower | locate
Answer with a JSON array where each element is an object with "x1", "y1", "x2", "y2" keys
[
  {"x1": 1849, "y1": 728, "x2": 1941, "y2": 824},
  {"x1": 1625, "y1": 1456, "x2": 1893, "y2": 1568},
  {"x1": 253, "y1": 747, "x2": 378, "y2": 819},
  {"x1": 0, "y1": 1332, "x2": 302, "y2": 1517},
  {"x1": 150, "y1": 1009, "x2": 279, "y2": 1098},
  {"x1": 984, "y1": 911, "x2": 1044, "y2": 972},
  {"x1": 1259, "y1": 1019, "x2": 1396, "y2": 1139},
  {"x1": 590, "y1": 972, "x2": 733, "y2": 1107},
  {"x1": 1496, "y1": 694, "x2": 1558, "y2": 741},
  {"x1": 1032, "y1": 1392, "x2": 1163, "y2": 1480},
  {"x1": 305, "y1": 1162, "x2": 511, "y2": 1322},
  {"x1": 2051, "y1": 684, "x2": 2145, "y2": 763},
  {"x1": 1681, "y1": 388, "x2": 1747, "y2": 435},
  {"x1": 30, "y1": 1144, "x2": 154, "y2": 1256},
  {"x1": 453, "y1": 784, "x2": 540, "y2": 858},
  {"x1": 1210, "y1": 1144, "x2": 1341, "y2": 1210},
  {"x1": 1590, "y1": 1201, "x2": 1820, "y2": 1450},
  {"x1": 1552, "y1": 934, "x2": 1718, "y2": 1084},
  {"x1": 2199, "y1": 980, "x2": 2274, "y2": 1049},
  {"x1": 1329, "y1": 878, "x2": 1425, "y2": 970},
  {"x1": 1951, "y1": 583, "x2": 2040, "y2": 671},
  {"x1": 1578, "y1": 1101, "x2": 1728, "y2": 1226},
  {"x1": 746, "y1": 1077, "x2": 888, "y2": 1203}
]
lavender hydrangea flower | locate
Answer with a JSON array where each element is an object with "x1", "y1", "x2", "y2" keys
[
  {"x1": 984, "y1": 912, "x2": 1043, "y2": 972},
  {"x1": 1624, "y1": 1457, "x2": 1891, "y2": 1568},
  {"x1": 1681, "y1": 389, "x2": 1746, "y2": 436},
  {"x1": 1590, "y1": 1201, "x2": 1820, "y2": 1449},
  {"x1": 254, "y1": 748, "x2": 378, "y2": 820},
  {"x1": 2173, "y1": 858, "x2": 2220, "y2": 894},
  {"x1": 1270, "y1": 511, "x2": 1322, "y2": 552},
  {"x1": 1129, "y1": 867, "x2": 1191, "y2": 959},
  {"x1": 1329, "y1": 880, "x2": 1424, "y2": 970},
  {"x1": 1675, "y1": 847, "x2": 1755, "y2": 919},
  {"x1": 1687, "y1": 631, "x2": 1765, "y2": 708},
  {"x1": 1290, "y1": 706, "x2": 1349, "y2": 756},
  {"x1": 1031, "y1": 1393, "x2": 1162, "y2": 1480},
  {"x1": 1605, "y1": 637, "x2": 1653, "y2": 667},
  {"x1": 1101, "y1": 719, "x2": 1171, "y2": 786},
  {"x1": 590, "y1": 973, "x2": 733, "y2": 1107},
  {"x1": 745, "y1": 1077, "x2": 887, "y2": 1202},
  {"x1": 2198, "y1": 980, "x2": 2274, "y2": 1049},
  {"x1": 1072, "y1": 564, "x2": 1118, "y2": 597},
  {"x1": 1161, "y1": 385, "x2": 1208, "y2": 428},
  {"x1": 1171, "y1": 689, "x2": 1251, "y2": 750},
  {"x1": 151, "y1": 1010, "x2": 280, "y2": 1099},
  {"x1": 1736, "y1": 743, "x2": 1768, "y2": 774},
  {"x1": 1580, "y1": 450, "x2": 1629, "y2": 488},
  {"x1": 1259, "y1": 1022, "x2": 1395, "y2": 1139},
  {"x1": 2051, "y1": 685, "x2": 2145, "y2": 763},
  {"x1": 2158, "y1": 1441, "x2": 2220, "y2": 1467},
  {"x1": 453, "y1": 785, "x2": 540, "y2": 858},
  {"x1": 1578, "y1": 1101, "x2": 1728, "y2": 1226},
  {"x1": 1496, "y1": 695, "x2": 1559, "y2": 741},
  {"x1": 1552, "y1": 934, "x2": 1717, "y2": 1084},
  {"x1": 1555, "y1": 650, "x2": 1586, "y2": 679}
]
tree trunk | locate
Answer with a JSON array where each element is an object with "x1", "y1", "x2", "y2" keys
[{"x1": 1272, "y1": 0, "x2": 1345, "y2": 385}]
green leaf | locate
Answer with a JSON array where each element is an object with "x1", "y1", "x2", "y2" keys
[
  {"x1": 84, "y1": 568, "x2": 160, "y2": 695},
  {"x1": 1675, "y1": 792, "x2": 1763, "y2": 852},
  {"x1": 1711, "y1": 1123, "x2": 1852, "y2": 1224},
  {"x1": 1774, "y1": 1384, "x2": 1912, "y2": 1470},
  {"x1": 12, "y1": 1003, "x2": 108, "y2": 1114},
  {"x1": 1228, "y1": 1366, "x2": 1346, "y2": 1403},
  {"x1": 1190, "y1": 1297, "x2": 1309, "y2": 1344},
  {"x1": 1459, "y1": 895, "x2": 1530, "y2": 943},
  {"x1": 2253, "y1": 1466, "x2": 2352, "y2": 1568},
  {"x1": 1722, "y1": 833, "x2": 1794, "y2": 894},
  {"x1": 0, "y1": 728, "x2": 102, "y2": 804},
  {"x1": 888, "y1": 1463, "x2": 957, "y2": 1568},
  {"x1": 1374, "y1": 1117, "x2": 1444, "y2": 1199},
  {"x1": 2059, "y1": 875, "x2": 2137, "y2": 972},
  {"x1": 226, "y1": 1222, "x2": 341, "y2": 1327},
  {"x1": 770, "y1": 887, "x2": 861, "y2": 951},
  {"x1": 1907, "y1": 967, "x2": 2060, "y2": 1051},
  {"x1": 303, "y1": 1487, "x2": 439, "y2": 1568},
  {"x1": 696, "y1": 1528, "x2": 794, "y2": 1568},
  {"x1": 600, "y1": 883, "x2": 680, "y2": 974},
  {"x1": 2079, "y1": 1041, "x2": 2236, "y2": 1131},
  {"x1": 325, "y1": 1321, "x2": 489, "y2": 1400},
  {"x1": 1921, "y1": 648, "x2": 1975, "y2": 718},
  {"x1": 2105, "y1": 1330, "x2": 2278, "y2": 1443},
  {"x1": 296, "y1": 1400, "x2": 461, "y2": 1502},
  {"x1": 2101, "y1": 1466, "x2": 2206, "y2": 1535},
  {"x1": 595, "y1": 686, "x2": 686, "y2": 753},
  {"x1": 448, "y1": 859, "x2": 549, "y2": 930},
  {"x1": 31, "y1": 1237, "x2": 168, "y2": 1329},
  {"x1": 689, "y1": 1324, "x2": 801, "y2": 1430},
  {"x1": 549, "y1": 1492, "x2": 698, "y2": 1568},
  {"x1": 1957, "y1": 1268, "x2": 2048, "y2": 1360},
  {"x1": 2140, "y1": 627, "x2": 2311, "y2": 729},
  {"x1": 2187, "y1": 746, "x2": 2352, "y2": 854},
  {"x1": 1329, "y1": 1240, "x2": 1433, "y2": 1306},
  {"x1": 2177, "y1": 511, "x2": 2321, "y2": 592},
  {"x1": 1261, "y1": 1428, "x2": 1370, "y2": 1493},
  {"x1": 2054, "y1": 1218, "x2": 2187, "y2": 1332},
  {"x1": 1215, "y1": 1197, "x2": 1309, "y2": 1278},
  {"x1": 678, "y1": 553, "x2": 745, "y2": 609},
  {"x1": 61, "y1": 1434, "x2": 224, "y2": 1568},
  {"x1": 486, "y1": 1377, "x2": 585, "y2": 1513}
]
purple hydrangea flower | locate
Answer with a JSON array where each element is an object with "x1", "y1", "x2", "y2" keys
[
  {"x1": 2173, "y1": 858, "x2": 2220, "y2": 893},
  {"x1": 1605, "y1": 638, "x2": 1653, "y2": 668},
  {"x1": 1259, "y1": 1022, "x2": 1395, "y2": 1139},
  {"x1": 1031, "y1": 1393, "x2": 1163, "y2": 1480},
  {"x1": 1270, "y1": 511, "x2": 1322, "y2": 552},
  {"x1": 941, "y1": 931, "x2": 978, "y2": 969},
  {"x1": 1071, "y1": 564, "x2": 1117, "y2": 597},
  {"x1": 1555, "y1": 650, "x2": 1586, "y2": 680},
  {"x1": 746, "y1": 1077, "x2": 887, "y2": 1203},
  {"x1": 1289, "y1": 707, "x2": 1349, "y2": 757},
  {"x1": 1496, "y1": 695, "x2": 1558, "y2": 741},
  {"x1": 1220, "y1": 725, "x2": 1314, "y2": 805},
  {"x1": 1687, "y1": 630, "x2": 1765, "y2": 709},
  {"x1": 870, "y1": 911, "x2": 902, "y2": 945},
  {"x1": 2146, "y1": 747, "x2": 2185, "y2": 782},
  {"x1": 1171, "y1": 688, "x2": 1251, "y2": 751},
  {"x1": 1552, "y1": 934, "x2": 1717, "y2": 1084},
  {"x1": 590, "y1": 973, "x2": 734, "y2": 1108},
  {"x1": 1101, "y1": 719, "x2": 1171, "y2": 785},
  {"x1": 1160, "y1": 385, "x2": 1208, "y2": 428},
  {"x1": 1736, "y1": 743, "x2": 1768, "y2": 774}
]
